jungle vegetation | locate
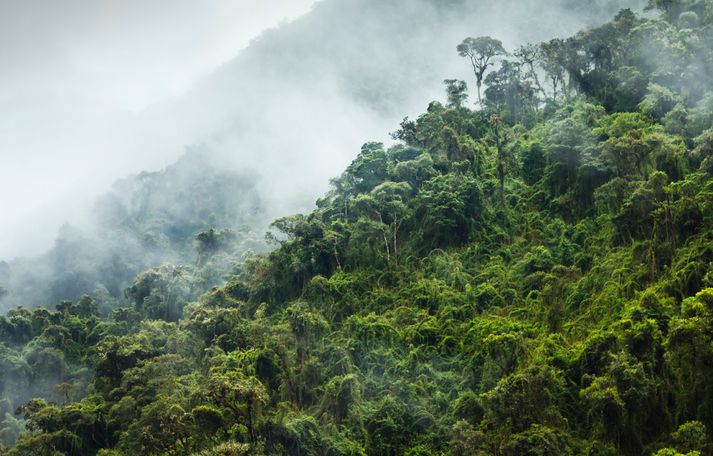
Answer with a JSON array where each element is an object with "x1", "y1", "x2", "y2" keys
[{"x1": 2, "y1": 1, "x2": 713, "y2": 454}]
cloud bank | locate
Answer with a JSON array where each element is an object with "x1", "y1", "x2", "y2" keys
[{"x1": 0, "y1": 0, "x2": 646, "y2": 263}]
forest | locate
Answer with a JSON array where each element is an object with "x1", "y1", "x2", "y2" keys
[{"x1": 1, "y1": 0, "x2": 713, "y2": 454}]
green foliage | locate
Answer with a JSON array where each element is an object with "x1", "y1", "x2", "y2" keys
[
  {"x1": 457, "y1": 36, "x2": 508, "y2": 104},
  {"x1": 4, "y1": 5, "x2": 713, "y2": 455}
]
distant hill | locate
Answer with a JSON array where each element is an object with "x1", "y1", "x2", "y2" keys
[{"x1": 0, "y1": 150, "x2": 266, "y2": 312}]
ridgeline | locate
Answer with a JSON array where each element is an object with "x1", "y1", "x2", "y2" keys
[{"x1": 2, "y1": 2, "x2": 713, "y2": 455}]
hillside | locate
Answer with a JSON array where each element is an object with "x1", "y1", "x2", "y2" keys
[
  {"x1": 135, "y1": 0, "x2": 646, "y2": 219},
  {"x1": 2, "y1": 1, "x2": 713, "y2": 455},
  {"x1": 0, "y1": 150, "x2": 267, "y2": 313},
  {"x1": 0, "y1": 0, "x2": 644, "y2": 311}
]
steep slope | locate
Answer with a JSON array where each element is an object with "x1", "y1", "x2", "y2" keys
[
  {"x1": 7, "y1": 1, "x2": 713, "y2": 456},
  {"x1": 136, "y1": 0, "x2": 647, "y2": 217},
  {"x1": 0, "y1": 0, "x2": 644, "y2": 312}
]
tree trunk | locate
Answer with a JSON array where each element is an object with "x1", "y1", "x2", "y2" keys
[
  {"x1": 392, "y1": 222, "x2": 399, "y2": 263},
  {"x1": 247, "y1": 401, "x2": 255, "y2": 442},
  {"x1": 490, "y1": 117, "x2": 506, "y2": 205}
]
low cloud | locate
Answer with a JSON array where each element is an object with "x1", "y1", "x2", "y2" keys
[{"x1": 0, "y1": 0, "x2": 645, "y2": 262}]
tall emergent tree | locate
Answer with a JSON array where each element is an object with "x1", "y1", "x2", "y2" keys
[{"x1": 457, "y1": 36, "x2": 507, "y2": 104}]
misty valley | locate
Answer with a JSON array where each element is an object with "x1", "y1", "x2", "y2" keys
[{"x1": 2, "y1": 0, "x2": 713, "y2": 455}]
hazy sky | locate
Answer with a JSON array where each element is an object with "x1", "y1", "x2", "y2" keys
[
  {"x1": 0, "y1": 0, "x2": 317, "y2": 259},
  {"x1": 0, "y1": 0, "x2": 645, "y2": 262}
]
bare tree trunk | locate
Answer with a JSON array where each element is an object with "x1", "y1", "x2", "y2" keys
[
  {"x1": 392, "y1": 222, "x2": 398, "y2": 263},
  {"x1": 530, "y1": 63, "x2": 547, "y2": 102},
  {"x1": 378, "y1": 214, "x2": 390, "y2": 262},
  {"x1": 383, "y1": 231, "x2": 390, "y2": 263}
]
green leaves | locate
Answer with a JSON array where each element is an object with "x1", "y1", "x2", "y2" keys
[
  {"x1": 8, "y1": 5, "x2": 713, "y2": 455},
  {"x1": 457, "y1": 36, "x2": 508, "y2": 103},
  {"x1": 415, "y1": 173, "x2": 483, "y2": 249}
]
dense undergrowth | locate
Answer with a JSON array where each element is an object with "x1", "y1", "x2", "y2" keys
[{"x1": 2, "y1": 1, "x2": 713, "y2": 454}]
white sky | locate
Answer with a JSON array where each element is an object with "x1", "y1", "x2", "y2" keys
[{"x1": 0, "y1": 0, "x2": 317, "y2": 259}]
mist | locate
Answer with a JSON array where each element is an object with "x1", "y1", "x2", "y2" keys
[
  {"x1": 0, "y1": 0, "x2": 316, "y2": 260},
  {"x1": 136, "y1": 0, "x2": 649, "y2": 218},
  {"x1": 0, "y1": 0, "x2": 646, "y2": 310}
]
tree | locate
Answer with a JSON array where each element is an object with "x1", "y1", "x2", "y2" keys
[
  {"x1": 74, "y1": 295, "x2": 97, "y2": 318},
  {"x1": 123, "y1": 396, "x2": 190, "y2": 455},
  {"x1": 488, "y1": 114, "x2": 508, "y2": 203},
  {"x1": 457, "y1": 36, "x2": 507, "y2": 104},
  {"x1": 539, "y1": 39, "x2": 567, "y2": 101},
  {"x1": 195, "y1": 228, "x2": 237, "y2": 266},
  {"x1": 205, "y1": 372, "x2": 268, "y2": 443},
  {"x1": 352, "y1": 181, "x2": 410, "y2": 264},
  {"x1": 520, "y1": 141, "x2": 547, "y2": 185},
  {"x1": 443, "y1": 79, "x2": 469, "y2": 108},
  {"x1": 125, "y1": 264, "x2": 194, "y2": 321},
  {"x1": 484, "y1": 60, "x2": 537, "y2": 124},
  {"x1": 514, "y1": 43, "x2": 546, "y2": 100},
  {"x1": 639, "y1": 83, "x2": 678, "y2": 120},
  {"x1": 415, "y1": 173, "x2": 482, "y2": 248},
  {"x1": 646, "y1": 0, "x2": 697, "y2": 22},
  {"x1": 665, "y1": 289, "x2": 713, "y2": 430},
  {"x1": 671, "y1": 421, "x2": 709, "y2": 454},
  {"x1": 501, "y1": 425, "x2": 575, "y2": 456}
]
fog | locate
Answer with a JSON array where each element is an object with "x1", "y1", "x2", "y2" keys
[
  {"x1": 0, "y1": 0, "x2": 316, "y2": 259},
  {"x1": 138, "y1": 0, "x2": 648, "y2": 219},
  {"x1": 0, "y1": 0, "x2": 646, "y2": 305}
]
